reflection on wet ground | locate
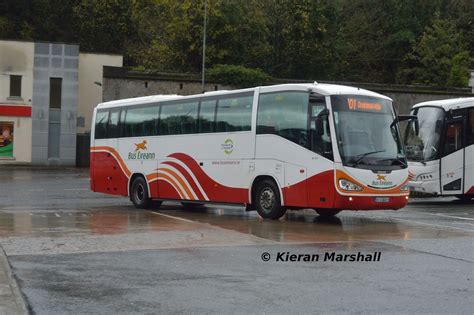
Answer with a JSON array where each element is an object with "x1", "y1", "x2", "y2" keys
[
  {"x1": 0, "y1": 168, "x2": 472, "y2": 248},
  {"x1": 0, "y1": 203, "x2": 470, "y2": 244},
  {"x1": 0, "y1": 206, "x2": 200, "y2": 237},
  {"x1": 155, "y1": 205, "x2": 471, "y2": 243}
]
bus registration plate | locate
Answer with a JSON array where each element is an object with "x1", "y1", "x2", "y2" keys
[{"x1": 374, "y1": 197, "x2": 390, "y2": 203}]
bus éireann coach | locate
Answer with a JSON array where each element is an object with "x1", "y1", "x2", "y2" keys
[
  {"x1": 90, "y1": 83, "x2": 410, "y2": 219},
  {"x1": 405, "y1": 97, "x2": 474, "y2": 200}
]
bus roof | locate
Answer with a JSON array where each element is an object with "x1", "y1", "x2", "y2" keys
[
  {"x1": 412, "y1": 97, "x2": 474, "y2": 111},
  {"x1": 96, "y1": 83, "x2": 392, "y2": 109}
]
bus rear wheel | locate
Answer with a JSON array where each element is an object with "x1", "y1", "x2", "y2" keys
[
  {"x1": 315, "y1": 209, "x2": 341, "y2": 217},
  {"x1": 255, "y1": 179, "x2": 286, "y2": 220},
  {"x1": 131, "y1": 177, "x2": 152, "y2": 209}
]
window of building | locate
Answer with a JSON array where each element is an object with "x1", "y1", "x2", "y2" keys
[
  {"x1": 9, "y1": 75, "x2": 22, "y2": 98},
  {"x1": 257, "y1": 92, "x2": 309, "y2": 147},
  {"x1": 50, "y1": 78, "x2": 62, "y2": 109},
  {"x1": 124, "y1": 105, "x2": 159, "y2": 137},
  {"x1": 95, "y1": 110, "x2": 109, "y2": 139},
  {"x1": 160, "y1": 101, "x2": 199, "y2": 135},
  {"x1": 215, "y1": 93, "x2": 253, "y2": 132},
  {"x1": 198, "y1": 99, "x2": 216, "y2": 133}
]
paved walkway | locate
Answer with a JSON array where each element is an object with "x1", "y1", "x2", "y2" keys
[{"x1": 0, "y1": 247, "x2": 27, "y2": 315}]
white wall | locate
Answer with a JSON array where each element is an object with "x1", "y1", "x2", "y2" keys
[
  {"x1": 0, "y1": 40, "x2": 34, "y2": 105},
  {"x1": 77, "y1": 53, "x2": 123, "y2": 134},
  {"x1": 0, "y1": 40, "x2": 34, "y2": 163}
]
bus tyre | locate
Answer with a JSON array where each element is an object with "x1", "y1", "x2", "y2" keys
[
  {"x1": 255, "y1": 180, "x2": 286, "y2": 220},
  {"x1": 181, "y1": 202, "x2": 204, "y2": 209},
  {"x1": 315, "y1": 209, "x2": 341, "y2": 217},
  {"x1": 131, "y1": 177, "x2": 152, "y2": 209}
]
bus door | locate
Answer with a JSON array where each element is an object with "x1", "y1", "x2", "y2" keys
[
  {"x1": 440, "y1": 118, "x2": 464, "y2": 195},
  {"x1": 307, "y1": 95, "x2": 334, "y2": 207}
]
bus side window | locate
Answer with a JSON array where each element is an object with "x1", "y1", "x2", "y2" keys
[
  {"x1": 257, "y1": 92, "x2": 308, "y2": 147},
  {"x1": 119, "y1": 109, "x2": 127, "y2": 137},
  {"x1": 216, "y1": 93, "x2": 253, "y2": 132},
  {"x1": 160, "y1": 102, "x2": 198, "y2": 135},
  {"x1": 125, "y1": 106, "x2": 159, "y2": 137},
  {"x1": 198, "y1": 99, "x2": 216, "y2": 133},
  {"x1": 443, "y1": 121, "x2": 463, "y2": 156},
  {"x1": 95, "y1": 110, "x2": 109, "y2": 139},
  {"x1": 107, "y1": 109, "x2": 120, "y2": 138}
]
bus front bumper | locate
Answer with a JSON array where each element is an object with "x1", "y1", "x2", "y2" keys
[
  {"x1": 408, "y1": 180, "x2": 440, "y2": 195},
  {"x1": 333, "y1": 194, "x2": 409, "y2": 210}
]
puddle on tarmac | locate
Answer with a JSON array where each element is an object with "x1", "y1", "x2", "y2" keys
[
  {"x1": 0, "y1": 207, "x2": 199, "y2": 237},
  {"x1": 152, "y1": 205, "x2": 471, "y2": 243},
  {"x1": 0, "y1": 204, "x2": 470, "y2": 243}
]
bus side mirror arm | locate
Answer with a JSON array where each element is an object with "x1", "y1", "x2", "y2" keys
[
  {"x1": 316, "y1": 108, "x2": 329, "y2": 118},
  {"x1": 391, "y1": 115, "x2": 418, "y2": 131}
]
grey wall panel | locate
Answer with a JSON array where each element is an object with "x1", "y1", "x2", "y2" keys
[
  {"x1": 51, "y1": 44, "x2": 63, "y2": 55},
  {"x1": 34, "y1": 43, "x2": 50, "y2": 54},
  {"x1": 32, "y1": 42, "x2": 79, "y2": 165}
]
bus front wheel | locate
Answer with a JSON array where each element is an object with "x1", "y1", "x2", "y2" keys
[
  {"x1": 315, "y1": 209, "x2": 341, "y2": 217},
  {"x1": 255, "y1": 180, "x2": 286, "y2": 220},
  {"x1": 131, "y1": 177, "x2": 152, "y2": 209}
]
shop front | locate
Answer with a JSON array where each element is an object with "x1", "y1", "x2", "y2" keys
[{"x1": 0, "y1": 105, "x2": 32, "y2": 163}]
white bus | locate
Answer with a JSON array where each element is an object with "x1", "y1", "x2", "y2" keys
[
  {"x1": 405, "y1": 97, "x2": 474, "y2": 200},
  {"x1": 90, "y1": 83, "x2": 410, "y2": 219}
]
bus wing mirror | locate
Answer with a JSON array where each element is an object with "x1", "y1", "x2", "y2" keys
[{"x1": 315, "y1": 117, "x2": 324, "y2": 136}]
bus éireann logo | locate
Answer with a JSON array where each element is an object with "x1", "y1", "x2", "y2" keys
[
  {"x1": 371, "y1": 174, "x2": 394, "y2": 188},
  {"x1": 128, "y1": 140, "x2": 155, "y2": 160},
  {"x1": 135, "y1": 140, "x2": 147, "y2": 151},
  {"x1": 222, "y1": 138, "x2": 234, "y2": 154}
]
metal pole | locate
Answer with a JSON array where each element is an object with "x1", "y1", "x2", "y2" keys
[{"x1": 201, "y1": 0, "x2": 207, "y2": 93}]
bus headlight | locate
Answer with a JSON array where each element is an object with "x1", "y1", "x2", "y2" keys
[
  {"x1": 400, "y1": 184, "x2": 409, "y2": 191},
  {"x1": 338, "y1": 179, "x2": 363, "y2": 191}
]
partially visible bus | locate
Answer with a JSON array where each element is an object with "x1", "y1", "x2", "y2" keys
[
  {"x1": 404, "y1": 98, "x2": 474, "y2": 200},
  {"x1": 90, "y1": 83, "x2": 410, "y2": 219}
]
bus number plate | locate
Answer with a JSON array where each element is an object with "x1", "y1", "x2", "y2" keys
[{"x1": 374, "y1": 197, "x2": 390, "y2": 203}]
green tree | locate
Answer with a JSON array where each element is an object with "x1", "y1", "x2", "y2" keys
[
  {"x1": 73, "y1": 0, "x2": 136, "y2": 53},
  {"x1": 447, "y1": 51, "x2": 471, "y2": 87},
  {"x1": 399, "y1": 18, "x2": 471, "y2": 87},
  {"x1": 207, "y1": 64, "x2": 271, "y2": 87}
]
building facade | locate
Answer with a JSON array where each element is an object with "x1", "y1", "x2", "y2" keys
[{"x1": 0, "y1": 40, "x2": 122, "y2": 165}]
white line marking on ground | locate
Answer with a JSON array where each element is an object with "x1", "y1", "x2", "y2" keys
[
  {"x1": 380, "y1": 216, "x2": 474, "y2": 233},
  {"x1": 411, "y1": 211, "x2": 474, "y2": 221},
  {"x1": 151, "y1": 211, "x2": 195, "y2": 223},
  {"x1": 54, "y1": 213, "x2": 60, "y2": 217},
  {"x1": 63, "y1": 188, "x2": 89, "y2": 191}
]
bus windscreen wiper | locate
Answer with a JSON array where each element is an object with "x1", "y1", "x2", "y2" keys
[
  {"x1": 378, "y1": 157, "x2": 407, "y2": 167},
  {"x1": 352, "y1": 150, "x2": 386, "y2": 166}
]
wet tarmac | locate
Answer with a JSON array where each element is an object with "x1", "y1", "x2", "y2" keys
[{"x1": 0, "y1": 168, "x2": 473, "y2": 314}]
